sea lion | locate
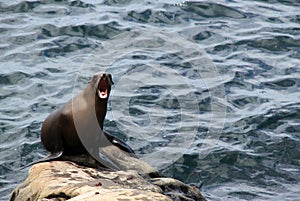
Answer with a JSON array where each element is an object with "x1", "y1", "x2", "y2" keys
[{"x1": 21, "y1": 73, "x2": 136, "y2": 170}]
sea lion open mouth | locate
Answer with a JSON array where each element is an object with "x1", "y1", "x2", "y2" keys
[{"x1": 97, "y1": 77, "x2": 108, "y2": 99}]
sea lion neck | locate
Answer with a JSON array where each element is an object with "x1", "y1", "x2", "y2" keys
[
  {"x1": 71, "y1": 73, "x2": 112, "y2": 131},
  {"x1": 94, "y1": 95, "x2": 108, "y2": 130},
  {"x1": 82, "y1": 83, "x2": 109, "y2": 130}
]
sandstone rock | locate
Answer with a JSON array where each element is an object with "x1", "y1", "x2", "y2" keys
[{"x1": 11, "y1": 160, "x2": 206, "y2": 201}]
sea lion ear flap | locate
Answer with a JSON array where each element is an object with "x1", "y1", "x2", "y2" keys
[{"x1": 109, "y1": 74, "x2": 114, "y2": 85}]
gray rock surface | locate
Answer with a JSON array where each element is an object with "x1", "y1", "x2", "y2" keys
[{"x1": 11, "y1": 159, "x2": 206, "y2": 201}]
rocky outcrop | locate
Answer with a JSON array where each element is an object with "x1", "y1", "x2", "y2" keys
[{"x1": 11, "y1": 158, "x2": 206, "y2": 201}]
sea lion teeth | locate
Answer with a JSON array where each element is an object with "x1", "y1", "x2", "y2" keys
[{"x1": 98, "y1": 89, "x2": 108, "y2": 99}]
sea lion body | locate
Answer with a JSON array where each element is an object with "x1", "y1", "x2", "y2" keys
[
  {"x1": 20, "y1": 73, "x2": 137, "y2": 170},
  {"x1": 41, "y1": 73, "x2": 109, "y2": 155},
  {"x1": 41, "y1": 100, "x2": 89, "y2": 155},
  {"x1": 19, "y1": 73, "x2": 160, "y2": 178}
]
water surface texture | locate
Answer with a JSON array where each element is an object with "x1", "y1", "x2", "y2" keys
[{"x1": 0, "y1": 0, "x2": 299, "y2": 200}]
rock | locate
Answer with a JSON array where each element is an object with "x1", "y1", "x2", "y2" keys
[
  {"x1": 60, "y1": 153, "x2": 161, "y2": 178},
  {"x1": 11, "y1": 160, "x2": 206, "y2": 201}
]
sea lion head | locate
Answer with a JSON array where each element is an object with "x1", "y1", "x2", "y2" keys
[{"x1": 90, "y1": 73, "x2": 114, "y2": 99}]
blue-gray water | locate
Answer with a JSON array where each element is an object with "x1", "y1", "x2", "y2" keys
[{"x1": 0, "y1": 0, "x2": 299, "y2": 200}]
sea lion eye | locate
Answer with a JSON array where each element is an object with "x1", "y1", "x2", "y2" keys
[{"x1": 89, "y1": 74, "x2": 97, "y2": 83}]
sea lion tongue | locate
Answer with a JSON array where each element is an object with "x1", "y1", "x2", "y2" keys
[{"x1": 98, "y1": 77, "x2": 108, "y2": 99}]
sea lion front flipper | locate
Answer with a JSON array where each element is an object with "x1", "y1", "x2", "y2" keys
[{"x1": 18, "y1": 150, "x2": 63, "y2": 170}]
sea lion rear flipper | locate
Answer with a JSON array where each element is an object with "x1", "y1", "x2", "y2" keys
[
  {"x1": 45, "y1": 150, "x2": 64, "y2": 160},
  {"x1": 18, "y1": 150, "x2": 63, "y2": 170},
  {"x1": 104, "y1": 132, "x2": 138, "y2": 158},
  {"x1": 97, "y1": 147, "x2": 123, "y2": 170}
]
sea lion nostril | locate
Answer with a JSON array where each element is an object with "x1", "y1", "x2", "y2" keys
[{"x1": 101, "y1": 73, "x2": 106, "y2": 79}]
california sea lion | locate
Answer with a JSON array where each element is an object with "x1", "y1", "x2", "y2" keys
[{"x1": 21, "y1": 73, "x2": 136, "y2": 169}]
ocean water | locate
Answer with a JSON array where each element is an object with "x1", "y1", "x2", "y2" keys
[{"x1": 0, "y1": 0, "x2": 299, "y2": 200}]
